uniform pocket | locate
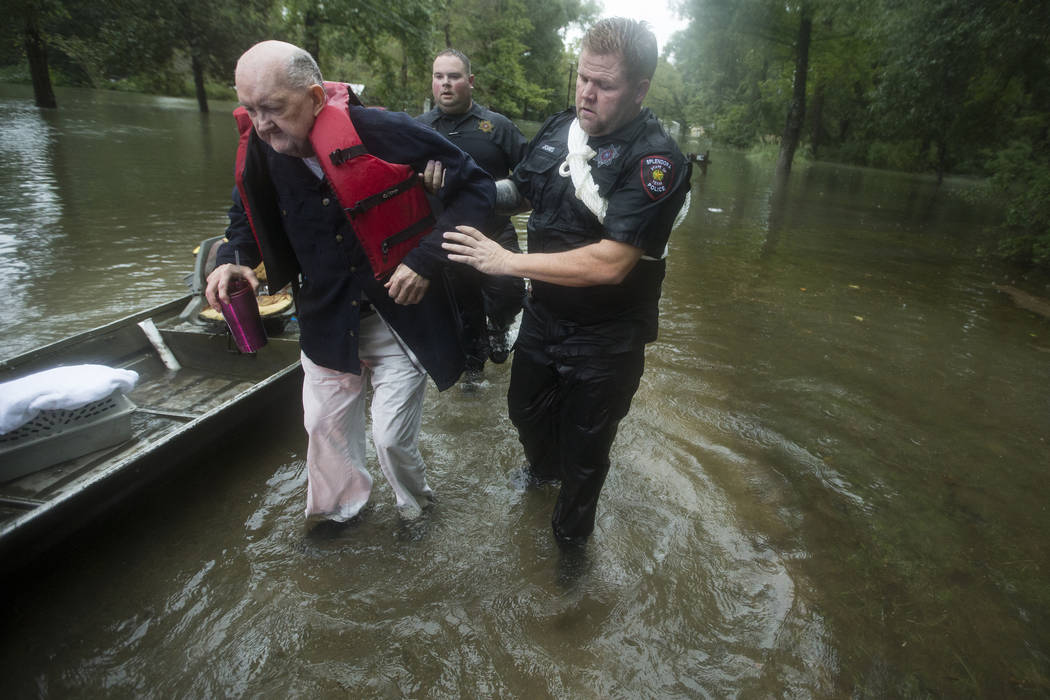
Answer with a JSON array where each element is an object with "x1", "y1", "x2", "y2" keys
[{"x1": 518, "y1": 145, "x2": 564, "y2": 176}]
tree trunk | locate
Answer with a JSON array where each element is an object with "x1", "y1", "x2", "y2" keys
[
  {"x1": 566, "y1": 62, "x2": 575, "y2": 110},
  {"x1": 809, "y1": 80, "x2": 825, "y2": 159},
  {"x1": 935, "y1": 139, "x2": 947, "y2": 185},
  {"x1": 23, "y1": 9, "x2": 57, "y2": 109},
  {"x1": 191, "y1": 51, "x2": 209, "y2": 113},
  {"x1": 304, "y1": 8, "x2": 321, "y2": 62},
  {"x1": 776, "y1": 9, "x2": 812, "y2": 176}
]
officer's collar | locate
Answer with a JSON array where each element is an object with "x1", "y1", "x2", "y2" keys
[
  {"x1": 436, "y1": 101, "x2": 483, "y2": 126},
  {"x1": 582, "y1": 107, "x2": 652, "y2": 146}
]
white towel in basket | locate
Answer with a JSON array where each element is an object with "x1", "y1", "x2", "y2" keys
[{"x1": 0, "y1": 364, "x2": 139, "y2": 435}]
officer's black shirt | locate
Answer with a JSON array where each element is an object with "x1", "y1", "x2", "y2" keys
[
  {"x1": 418, "y1": 102, "x2": 526, "y2": 235},
  {"x1": 512, "y1": 107, "x2": 691, "y2": 349}
]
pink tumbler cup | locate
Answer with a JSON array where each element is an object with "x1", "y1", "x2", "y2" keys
[{"x1": 220, "y1": 278, "x2": 267, "y2": 353}]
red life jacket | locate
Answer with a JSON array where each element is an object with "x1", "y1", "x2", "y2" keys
[{"x1": 233, "y1": 82, "x2": 434, "y2": 280}]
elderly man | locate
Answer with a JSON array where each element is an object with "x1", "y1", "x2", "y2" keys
[
  {"x1": 417, "y1": 49, "x2": 527, "y2": 385},
  {"x1": 206, "y1": 40, "x2": 494, "y2": 522},
  {"x1": 443, "y1": 19, "x2": 691, "y2": 543}
]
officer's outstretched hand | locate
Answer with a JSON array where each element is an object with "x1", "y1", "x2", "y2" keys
[
  {"x1": 443, "y1": 226, "x2": 514, "y2": 276},
  {"x1": 385, "y1": 263, "x2": 430, "y2": 305}
]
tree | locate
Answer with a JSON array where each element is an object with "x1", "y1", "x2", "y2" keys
[
  {"x1": 868, "y1": 0, "x2": 991, "y2": 182},
  {"x1": 775, "y1": 3, "x2": 812, "y2": 175},
  {"x1": 517, "y1": 0, "x2": 598, "y2": 118},
  {"x1": 676, "y1": 0, "x2": 873, "y2": 157},
  {"x1": 646, "y1": 58, "x2": 691, "y2": 137},
  {"x1": 674, "y1": 0, "x2": 798, "y2": 148},
  {"x1": 12, "y1": 0, "x2": 60, "y2": 108}
]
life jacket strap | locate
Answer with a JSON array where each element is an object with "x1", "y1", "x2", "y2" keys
[
  {"x1": 347, "y1": 174, "x2": 419, "y2": 215},
  {"x1": 381, "y1": 215, "x2": 436, "y2": 261},
  {"x1": 329, "y1": 145, "x2": 369, "y2": 165}
]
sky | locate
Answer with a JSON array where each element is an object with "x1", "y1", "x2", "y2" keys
[{"x1": 593, "y1": 0, "x2": 690, "y2": 51}]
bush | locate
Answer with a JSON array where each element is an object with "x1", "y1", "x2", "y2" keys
[
  {"x1": 865, "y1": 140, "x2": 926, "y2": 171},
  {"x1": 990, "y1": 140, "x2": 1050, "y2": 269},
  {"x1": 711, "y1": 104, "x2": 759, "y2": 149}
]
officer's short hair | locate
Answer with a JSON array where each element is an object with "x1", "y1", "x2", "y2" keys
[
  {"x1": 582, "y1": 17, "x2": 658, "y2": 83},
  {"x1": 434, "y1": 48, "x2": 471, "y2": 75},
  {"x1": 287, "y1": 47, "x2": 324, "y2": 89}
]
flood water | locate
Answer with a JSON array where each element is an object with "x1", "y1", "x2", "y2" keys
[{"x1": 1, "y1": 84, "x2": 1049, "y2": 697}]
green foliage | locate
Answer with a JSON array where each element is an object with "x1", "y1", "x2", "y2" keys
[
  {"x1": 518, "y1": 0, "x2": 598, "y2": 117},
  {"x1": 276, "y1": 0, "x2": 588, "y2": 116},
  {"x1": 712, "y1": 103, "x2": 761, "y2": 148},
  {"x1": 2, "y1": 0, "x2": 277, "y2": 101},
  {"x1": 671, "y1": 0, "x2": 1050, "y2": 268},
  {"x1": 645, "y1": 58, "x2": 690, "y2": 136},
  {"x1": 465, "y1": 0, "x2": 545, "y2": 116},
  {"x1": 990, "y1": 141, "x2": 1050, "y2": 268}
]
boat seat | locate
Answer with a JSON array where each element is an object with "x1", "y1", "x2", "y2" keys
[
  {"x1": 178, "y1": 235, "x2": 226, "y2": 322},
  {"x1": 179, "y1": 236, "x2": 293, "y2": 330},
  {"x1": 190, "y1": 235, "x2": 227, "y2": 295}
]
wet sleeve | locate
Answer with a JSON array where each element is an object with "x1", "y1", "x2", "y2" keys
[
  {"x1": 215, "y1": 187, "x2": 263, "y2": 269},
  {"x1": 353, "y1": 108, "x2": 495, "y2": 279},
  {"x1": 602, "y1": 150, "x2": 691, "y2": 258}
]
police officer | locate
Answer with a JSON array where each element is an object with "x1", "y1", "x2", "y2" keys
[
  {"x1": 442, "y1": 19, "x2": 691, "y2": 543},
  {"x1": 418, "y1": 49, "x2": 527, "y2": 384}
]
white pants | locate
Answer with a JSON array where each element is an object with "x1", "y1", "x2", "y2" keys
[{"x1": 301, "y1": 313, "x2": 432, "y2": 521}]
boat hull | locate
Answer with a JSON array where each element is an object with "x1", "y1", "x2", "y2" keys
[{"x1": 0, "y1": 296, "x2": 303, "y2": 575}]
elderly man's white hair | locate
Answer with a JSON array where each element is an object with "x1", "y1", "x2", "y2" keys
[{"x1": 237, "y1": 40, "x2": 323, "y2": 89}]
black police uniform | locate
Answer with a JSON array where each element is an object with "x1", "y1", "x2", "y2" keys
[
  {"x1": 417, "y1": 102, "x2": 527, "y2": 370},
  {"x1": 509, "y1": 106, "x2": 691, "y2": 542}
]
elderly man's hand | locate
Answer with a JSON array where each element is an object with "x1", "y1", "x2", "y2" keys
[
  {"x1": 384, "y1": 263, "x2": 430, "y2": 305},
  {"x1": 205, "y1": 263, "x2": 259, "y2": 311},
  {"x1": 420, "y1": 160, "x2": 446, "y2": 195}
]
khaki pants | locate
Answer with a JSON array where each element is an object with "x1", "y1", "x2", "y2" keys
[{"x1": 300, "y1": 313, "x2": 431, "y2": 521}]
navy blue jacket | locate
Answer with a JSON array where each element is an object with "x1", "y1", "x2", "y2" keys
[{"x1": 218, "y1": 106, "x2": 495, "y2": 390}]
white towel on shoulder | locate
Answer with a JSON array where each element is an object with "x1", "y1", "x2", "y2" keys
[{"x1": 0, "y1": 364, "x2": 139, "y2": 435}]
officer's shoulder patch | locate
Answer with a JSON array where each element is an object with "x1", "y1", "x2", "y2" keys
[{"x1": 640, "y1": 154, "x2": 674, "y2": 200}]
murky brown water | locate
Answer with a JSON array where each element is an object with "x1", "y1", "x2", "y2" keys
[{"x1": 2, "y1": 84, "x2": 1049, "y2": 696}]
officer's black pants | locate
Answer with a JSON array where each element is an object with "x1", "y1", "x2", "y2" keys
[
  {"x1": 481, "y1": 222, "x2": 526, "y2": 331},
  {"x1": 449, "y1": 223, "x2": 524, "y2": 368},
  {"x1": 508, "y1": 339, "x2": 645, "y2": 542}
]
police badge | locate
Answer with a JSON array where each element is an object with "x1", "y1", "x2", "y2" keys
[
  {"x1": 640, "y1": 155, "x2": 673, "y2": 200},
  {"x1": 595, "y1": 143, "x2": 621, "y2": 167},
  {"x1": 477, "y1": 120, "x2": 494, "y2": 133}
]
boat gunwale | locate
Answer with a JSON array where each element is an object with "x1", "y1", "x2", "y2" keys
[{"x1": 0, "y1": 295, "x2": 303, "y2": 575}]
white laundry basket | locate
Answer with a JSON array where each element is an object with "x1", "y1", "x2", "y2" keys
[{"x1": 0, "y1": 391, "x2": 136, "y2": 482}]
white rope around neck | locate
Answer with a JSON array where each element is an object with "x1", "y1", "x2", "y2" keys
[
  {"x1": 558, "y1": 118, "x2": 608, "y2": 223},
  {"x1": 557, "y1": 117, "x2": 691, "y2": 260}
]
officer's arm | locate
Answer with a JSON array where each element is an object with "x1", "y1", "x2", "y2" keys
[
  {"x1": 422, "y1": 167, "x2": 529, "y2": 215},
  {"x1": 443, "y1": 226, "x2": 642, "y2": 287},
  {"x1": 495, "y1": 178, "x2": 531, "y2": 215}
]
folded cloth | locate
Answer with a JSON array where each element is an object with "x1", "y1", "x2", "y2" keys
[{"x1": 0, "y1": 364, "x2": 139, "y2": 435}]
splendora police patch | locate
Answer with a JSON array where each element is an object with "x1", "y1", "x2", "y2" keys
[{"x1": 640, "y1": 155, "x2": 673, "y2": 200}]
